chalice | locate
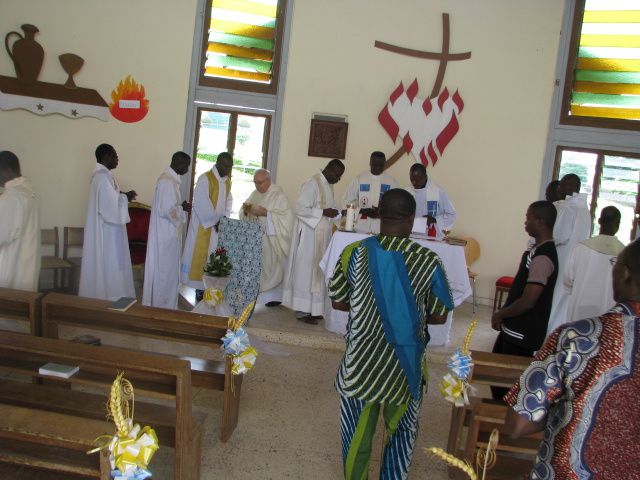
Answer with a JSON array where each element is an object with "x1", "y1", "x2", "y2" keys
[{"x1": 58, "y1": 53, "x2": 84, "y2": 89}]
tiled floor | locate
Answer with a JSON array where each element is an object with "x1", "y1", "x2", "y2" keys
[{"x1": 1, "y1": 297, "x2": 499, "y2": 479}]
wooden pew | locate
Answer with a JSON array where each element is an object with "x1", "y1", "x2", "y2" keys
[
  {"x1": 463, "y1": 402, "x2": 541, "y2": 479},
  {"x1": 0, "y1": 331, "x2": 204, "y2": 479},
  {"x1": 446, "y1": 350, "x2": 533, "y2": 478},
  {"x1": 41, "y1": 292, "x2": 243, "y2": 442},
  {"x1": 0, "y1": 288, "x2": 43, "y2": 335}
]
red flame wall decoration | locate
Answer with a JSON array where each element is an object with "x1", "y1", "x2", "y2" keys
[{"x1": 109, "y1": 75, "x2": 149, "y2": 123}]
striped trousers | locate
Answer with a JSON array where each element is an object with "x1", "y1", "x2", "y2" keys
[{"x1": 340, "y1": 394, "x2": 422, "y2": 480}]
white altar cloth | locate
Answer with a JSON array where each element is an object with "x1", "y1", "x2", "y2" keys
[{"x1": 319, "y1": 231, "x2": 472, "y2": 346}]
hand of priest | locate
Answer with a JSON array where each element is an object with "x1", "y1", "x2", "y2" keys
[
  {"x1": 251, "y1": 205, "x2": 268, "y2": 217},
  {"x1": 125, "y1": 190, "x2": 137, "y2": 202},
  {"x1": 181, "y1": 201, "x2": 192, "y2": 213},
  {"x1": 323, "y1": 208, "x2": 339, "y2": 218}
]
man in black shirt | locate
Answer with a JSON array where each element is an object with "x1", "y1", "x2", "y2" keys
[{"x1": 491, "y1": 201, "x2": 558, "y2": 399}]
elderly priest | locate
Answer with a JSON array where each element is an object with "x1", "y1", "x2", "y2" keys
[{"x1": 240, "y1": 169, "x2": 293, "y2": 306}]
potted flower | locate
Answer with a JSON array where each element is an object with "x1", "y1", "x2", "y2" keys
[{"x1": 202, "y1": 247, "x2": 232, "y2": 305}]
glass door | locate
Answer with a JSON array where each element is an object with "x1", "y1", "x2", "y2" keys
[{"x1": 192, "y1": 108, "x2": 270, "y2": 217}]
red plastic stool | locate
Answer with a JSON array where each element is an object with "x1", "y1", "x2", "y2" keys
[{"x1": 493, "y1": 276, "x2": 514, "y2": 312}]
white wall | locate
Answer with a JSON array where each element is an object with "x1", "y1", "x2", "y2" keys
[
  {"x1": 0, "y1": 0, "x2": 197, "y2": 226},
  {"x1": 277, "y1": 0, "x2": 564, "y2": 301},
  {"x1": 0, "y1": 0, "x2": 565, "y2": 302}
]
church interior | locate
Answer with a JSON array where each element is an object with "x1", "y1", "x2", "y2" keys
[{"x1": 0, "y1": 0, "x2": 638, "y2": 478}]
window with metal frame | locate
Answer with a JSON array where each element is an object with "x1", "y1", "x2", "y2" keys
[
  {"x1": 199, "y1": 0, "x2": 286, "y2": 94},
  {"x1": 561, "y1": 0, "x2": 640, "y2": 130},
  {"x1": 554, "y1": 146, "x2": 640, "y2": 242}
]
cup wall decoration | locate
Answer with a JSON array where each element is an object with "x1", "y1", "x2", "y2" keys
[{"x1": 1, "y1": 23, "x2": 109, "y2": 120}]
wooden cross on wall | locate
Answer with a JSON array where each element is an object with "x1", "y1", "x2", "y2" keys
[{"x1": 375, "y1": 13, "x2": 471, "y2": 169}]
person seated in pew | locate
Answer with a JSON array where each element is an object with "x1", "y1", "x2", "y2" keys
[
  {"x1": 79, "y1": 144, "x2": 137, "y2": 301},
  {"x1": 505, "y1": 239, "x2": 640, "y2": 479},
  {"x1": 0, "y1": 151, "x2": 40, "y2": 291},
  {"x1": 546, "y1": 206, "x2": 625, "y2": 335},
  {"x1": 342, "y1": 151, "x2": 398, "y2": 234},
  {"x1": 142, "y1": 151, "x2": 192, "y2": 309},
  {"x1": 491, "y1": 201, "x2": 558, "y2": 400},
  {"x1": 406, "y1": 162, "x2": 456, "y2": 240},
  {"x1": 240, "y1": 169, "x2": 293, "y2": 307}
]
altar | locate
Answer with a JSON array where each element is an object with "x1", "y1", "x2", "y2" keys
[{"x1": 319, "y1": 231, "x2": 472, "y2": 346}]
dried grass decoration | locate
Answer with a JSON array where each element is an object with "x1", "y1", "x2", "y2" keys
[
  {"x1": 440, "y1": 319, "x2": 478, "y2": 406},
  {"x1": 426, "y1": 428, "x2": 499, "y2": 480},
  {"x1": 221, "y1": 301, "x2": 258, "y2": 376},
  {"x1": 88, "y1": 372, "x2": 159, "y2": 479}
]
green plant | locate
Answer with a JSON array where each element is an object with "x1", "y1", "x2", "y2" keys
[{"x1": 204, "y1": 247, "x2": 232, "y2": 276}]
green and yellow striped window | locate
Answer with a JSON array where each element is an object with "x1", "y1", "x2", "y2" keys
[
  {"x1": 204, "y1": 0, "x2": 279, "y2": 85},
  {"x1": 569, "y1": 0, "x2": 640, "y2": 121}
]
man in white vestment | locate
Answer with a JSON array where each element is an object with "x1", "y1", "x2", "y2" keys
[
  {"x1": 0, "y1": 151, "x2": 40, "y2": 291},
  {"x1": 142, "y1": 152, "x2": 191, "y2": 309},
  {"x1": 547, "y1": 206, "x2": 625, "y2": 335},
  {"x1": 407, "y1": 162, "x2": 456, "y2": 240},
  {"x1": 79, "y1": 144, "x2": 137, "y2": 301},
  {"x1": 240, "y1": 169, "x2": 293, "y2": 306},
  {"x1": 342, "y1": 151, "x2": 397, "y2": 234},
  {"x1": 282, "y1": 159, "x2": 344, "y2": 324},
  {"x1": 547, "y1": 173, "x2": 592, "y2": 333},
  {"x1": 181, "y1": 152, "x2": 233, "y2": 299}
]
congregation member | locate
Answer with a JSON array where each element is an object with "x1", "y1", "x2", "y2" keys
[
  {"x1": 406, "y1": 162, "x2": 456, "y2": 239},
  {"x1": 282, "y1": 159, "x2": 344, "y2": 324},
  {"x1": 342, "y1": 151, "x2": 397, "y2": 233},
  {"x1": 547, "y1": 206, "x2": 625, "y2": 334},
  {"x1": 79, "y1": 144, "x2": 137, "y2": 301},
  {"x1": 329, "y1": 189, "x2": 453, "y2": 480},
  {"x1": 547, "y1": 173, "x2": 592, "y2": 333},
  {"x1": 0, "y1": 151, "x2": 40, "y2": 291},
  {"x1": 491, "y1": 201, "x2": 558, "y2": 399},
  {"x1": 505, "y1": 239, "x2": 640, "y2": 479},
  {"x1": 544, "y1": 179, "x2": 563, "y2": 204},
  {"x1": 240, "y1": 168, "x2": 293, "y2": 306},
  {"x1": 142, "y1": 152, "x2": 192, "y2": 309},
  {"x1": 181, "y1": 152, "x2": 233, "y2": 299}
]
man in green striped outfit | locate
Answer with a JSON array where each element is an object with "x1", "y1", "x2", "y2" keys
[{"x1": 329, "y1": 188, "x2": 454, "y2": 480}]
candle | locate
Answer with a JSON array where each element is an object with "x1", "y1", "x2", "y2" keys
[{"x1": 345, "y1": 203, "x2": 355, "y2": 231}]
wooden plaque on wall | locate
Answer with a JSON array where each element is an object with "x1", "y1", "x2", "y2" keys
[{"x1": 308, "y1": 119, "x2": 348, "y2": 159}]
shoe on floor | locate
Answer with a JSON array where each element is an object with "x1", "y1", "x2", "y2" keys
[
  {"x1": 300, "y1": 315, "x2": 323, "y2": 325},
  {"x1": 265, "y1": 301, "x2": 281, "y2": 307}
]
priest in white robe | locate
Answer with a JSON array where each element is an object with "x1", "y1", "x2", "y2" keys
[
  {"x1": 181, "y1": 152, "x2": 233, "y2": 294},
  {"x1": 79, "y1": 144, "x2": 137, "y2": 301},
  {"x1": 0, "y1": 151, "x2": 40, "y2": 291},
  {"x1": 547, "y1": 173, "x2": 593, "y2": 332},
  {"x1": 142, "y1": 152, "x2": 191, "y2": 309},
  {"x1": 547, "y1": 206, "x2": 625, "y2": 335},
  {"x1": 282, "y1": 159, "x2": 344, "y2": 324},
  {"x1": 406, "y1": 162, "x2": 456, "y2": 240},
  {"x1": 239, "y1": 169, "x2": 293, "y2": 306},
  {"x1": 342, "y1": 151, "x2": 397, "y2": 234}
]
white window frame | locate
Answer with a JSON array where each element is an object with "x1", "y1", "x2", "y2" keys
[
  {"x1": 539, "y1": 0, "x2": 640, "y2": 200},
  {"x1": 180, "y1": 0, "x2": 293, "y2": 201}
]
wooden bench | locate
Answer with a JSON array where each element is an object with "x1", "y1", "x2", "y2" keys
[
  {"x1": 0, "y1": 288, "x2": 43, "y2": 335},
  {"x1": 446, "y1": 350, "x2": 533, "y2": 478},
  {"x1": 463, "y1": 401, "x2": 541, "y2": 479},
  {"x1": 0, "y1": 331, "x2": 204, "y2": 479},
  {"x1": 41, "y1": 292, "x2": 243, "y2": 442}
]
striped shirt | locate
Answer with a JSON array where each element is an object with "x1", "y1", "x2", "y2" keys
[{"x1": 329, "y1": 234, "x2": 452, "y2": 405}]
